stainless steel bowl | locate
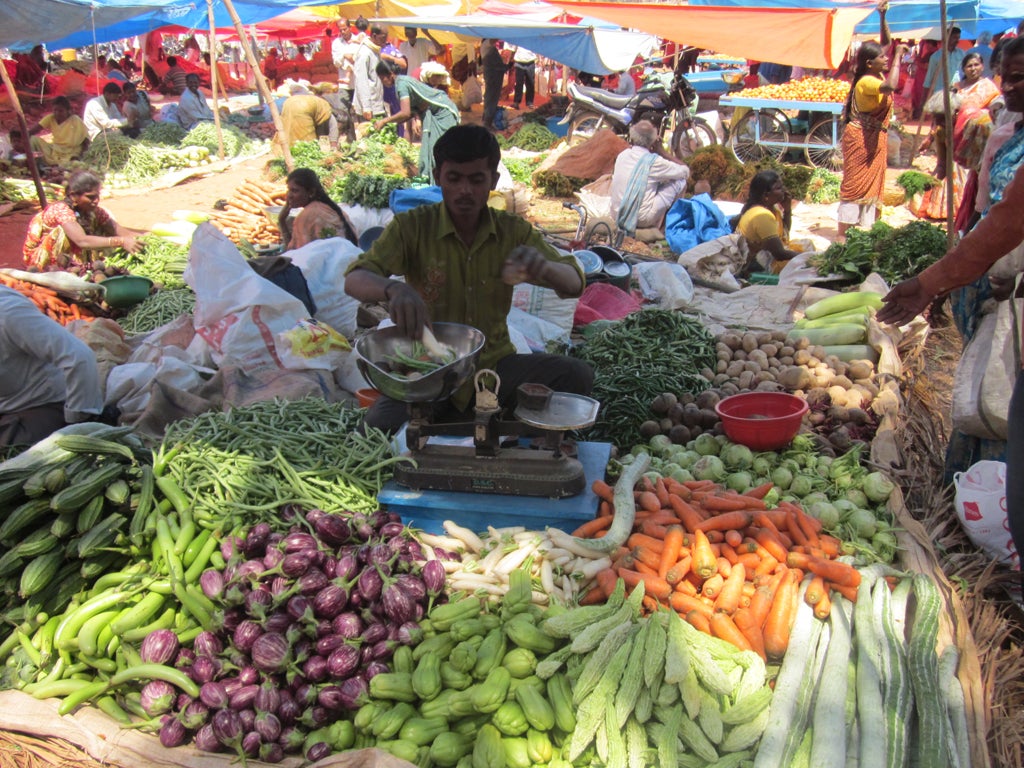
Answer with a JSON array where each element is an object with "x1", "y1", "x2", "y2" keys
[{"x1": 354, "y1": 322, "x2": 486, "y2": 403}]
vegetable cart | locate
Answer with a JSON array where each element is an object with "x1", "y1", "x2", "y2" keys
[
  {"x1": 697, "y1": 55, "x2": 748, "y2": 71},
  {"x1": 719, "y1": 94, "x2": 845, "y2": 172}
]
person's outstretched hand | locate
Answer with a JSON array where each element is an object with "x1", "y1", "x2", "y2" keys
[
  {"x1": 502, "y1": 246, "x2": 548, "y2": 286},
  {"x1": 877, "y1": 276, "x2": 933, "y2": 325},
  {"x1": 386, "y1": 281, "x2": 430, "y2": 340}
]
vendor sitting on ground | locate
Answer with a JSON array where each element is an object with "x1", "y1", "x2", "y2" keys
[
  {"x1": 23, "y1": 170, "x2": 143, "y2": 271},
  {"x1": 344, "y1": 124, "x2": 594, "y2": 435},
  {"x1": 18, "y1": 96, "x2": 89, "y2": 166},
  {"x1": 609, "y1": 120, "x2": 690, "y2": 241},
  {"x1": 733, "y1": 169, "x2": 800, "y2": 274},
  {"x1": 161, "y1": 56, "x2": 189, "y2": 95},
  {"x1": 0, "y1": 285, "x2": 104, "y2": 452},
  {"x1": 122, "y1": 82, "x2": 155, "y2": 135},
  {"x1": 176, "y1": 73, "x2": 215, "y2": 131},
  {"x1": 373, "y1": 61, "x2": 461, "y2": 179},
  {"x1": 279, "y1": 168, "x2": 357, "y2": 251},
  {"x1": 82, "y1": 82, "x2": 128, "y2": 141}
]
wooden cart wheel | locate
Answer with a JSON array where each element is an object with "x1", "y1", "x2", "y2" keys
[
  {"x1": 728, "y1": 109, "x2": 790, "y2": 164},
  {"x1": 805, "y1": 116, "x2": 845, "y2": 172}
]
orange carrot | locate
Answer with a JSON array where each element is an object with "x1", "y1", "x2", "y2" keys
[
  {"x1": 663, "y1": 477, "x2": 691, "y2": 499},
  {"x1": 627, "y1": 533, "x2": 664, "y2": 553},
  {"x1": 786, "y1": 551, "x2": 812, "y2": 571},
  {"x1": 686, "y1": 609, "x2": 712, "y2": 634},
  {"x1": 733, "y1": 607, "x2": 767, "y2": 659},
  {"x1": 705, "y1": 530, "x2": 725, "y2": 545},
  {"x1": 813, "y1": 591, "x2": 832, "y2": 620},
  {"x1": 658, "y1": 525, "x2": 685, "y2": 580},
  {"x1": 668, "y1": 494, "x2": 705, "y2": 531},
  {"x1": 701, "y1": 573, "x2": 725, "y2": 599},
  {"x1": 684, "y1": 480, "x2": 717, "y2": 491},
  {"x1": 763, "y1": 573, "x2": 798, "y2": 659},
  {"x1": 617, "y1": 568, "x2": 673, "y2": 600},
  {"x1": 724, "y1": 529, "x2": 744, "y2": 549},
  {"x1": 664, "y1": 555, "x2": 692, "y2": 586},
  {"x1": 637, "y1": 491, "x2": 662, "y2": 514},
  {"x1": 716, "y1": 556, "x2": 732, "y2": 578},
  {"x1": 579, "y1": 585, "x2": 607, "y2": 605},
  {"x1": 591, "y1": 479, "x2": 615, "y2": 504},
  {"x1": 571, "y1": 515, "x2": 614, "y2": 538},
  {"x1": 598, "y1": 499, "x2": 612, "y2": 518},
  {"x1": 636, "y1": 512, "x2": 684, "y2": 526},
  {"x1": 806, "y1": 558, "x2": 861, "y2": 588},
  {"x1": 737, "y1": 552, "x2": 762, "y2": 571},
  {"x1": 710, "y1": 611, "x2": 753, "y2": 652},
  {"x1": 638, "y1": 520, "x2": 670, "y2": 540},
  {"x1": 828, "y1": 581, "x2": 859, "y2": 602},
  {"x1": 714, "y1": 562, "x2": 746, "y2": 615},
  {"x1": 634, "y1": 560, "x2": 660, "y2": 578},
  {"x1": 786, "y1": 508, "x2": 810, "y2": 548},
  {"x1": 638, "y1": 475, "x2": 656, "y2": 494},
  {"x1": 695, "y1": 510, "x2": 754, "y2": 532},
  {"x1": 633, "y1": 545, "x2": 663, "y2": 571},
  {"x1": 753, "y1": 554, "x2": 779, "y2": 579},
  {"x1": 805, "y1": 575, "x2": 827, "y2": 606},
  {"x1": 702, "y1": 493, "x2": 766, "y2": 512},
  {"x1": 754, "y1": 528, "x2": 789, "y2": 564},
  {"x1": 817, "y1": 534, "x2": 842, "y2": 558},
  {"x1": 641, "y1": 595, "x2": 661, "y2": 614},
  {"x1": 691, "y1": 529, "x2": 718, "y2": 580},
  {"x1": 720, "y1": 543, "x2": 739, "y2": 565},
  {"x1": 654, "y1": 477, "x2": 670, "y2": 508},
  {"x1": 744, "y1": 482, "x2": 774, "y2": 500},
  {"x1": 595, "y1": 568, "x2": 618, "y2": 598},
  {"x1": 674, "y1": 577, "x2": 699, "y2": 597}
]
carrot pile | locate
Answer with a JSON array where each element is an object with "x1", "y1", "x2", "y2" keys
[
  {"x1": 0, "y1": 273, "x2": 97, "y2": 325},
  {"x1": 575, "y1": 475, "x2": 862, "y2": 660},
  {"x1": 208, "y1": 179, "x2": 287, "y2": 246}
]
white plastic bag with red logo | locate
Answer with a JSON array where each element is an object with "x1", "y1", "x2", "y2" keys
[{"x1": 953, "y1": 460, "x2": 1018, "y2": 568}]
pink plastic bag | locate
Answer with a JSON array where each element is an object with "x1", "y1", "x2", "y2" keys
[{"x1": 573, "y1": 282, "x2": 642, "y2": 327}]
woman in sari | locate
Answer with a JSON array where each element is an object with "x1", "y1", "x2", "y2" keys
[
  {"x1": 837, "y1": 5, "x2": 906, "y2": 236},
  {"x1": 952, "y1": 53, "x2": 1003, "y2": 230},
  {"x1": 734, "y1": 170, "x2": 799, "y2": 275},
  {"x1": 278, "y1": 168, "x2": 357, "y2": 252},
  {"x1": 23, "y1": 96, "x2": 89, "y2": 166},
  {"x1": 23, "y1": 171, "x2": 142, "y2": 270},
  {"x1": 943, "y1": 35, "x2": 1024, "y2": 480}
]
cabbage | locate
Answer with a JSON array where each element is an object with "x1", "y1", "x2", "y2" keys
[
  {"x1": 720, "y1": 443, "x2": 754, "y2": 470},
  {"x1": 863, "y1": 471, "x2": 895, "y2": 503},
  {"x1": 649, "y1": 434, "x2": 673, "y2": 456},
  {"x1": 789, "y1": 474, "x2": 815, "y2": 497},
  {"x1": 751, "y1": 454, "x2": 775, "y2": 476},
  {"x1": 726, "y1": 471, "x2": 753, "y2": 493},
  {"x1": 770, "y1": 466, "x2": 794, "y2": 490},
  {"x1": 847, "y1": 508, "x2": 878, "y2": 538},
  {"x1": 668, "y1": 467, "x2": 693, "y2": 484},
  {"x1": 692, "y1": 455, "x2": 726, "y2": 481},
  {"x1": 844, "y1": 488, "x2": 869, "y2": 508},
  {"x1": 674, "y1": 450, "x2": 701, "y2": 469},
  {"x1": 807, "y1": 501, "x2": 840, "y2": 529}
]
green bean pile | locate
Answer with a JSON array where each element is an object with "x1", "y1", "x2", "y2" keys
[
  {"x1": 117, "y1": 288, "x2": 196, "y2": 335},
  {"x1": 182, "y1": 123, "x2": 261, "y2": 158},
  {"x1": 158, "y1": 398, "x2": 406, "y2": 529},
  {"x1": 105, "y1": 236, "x2": 190, "y2": 288},
  {"x1": 81, "y1": 133, "x2": 134, "y2": 172},
  {"x1": 573, "y1": 309, "x2": 717, "y2": 448},
  {"x1": 139, "y1": 122, "x2": 187, "y2": 146}
]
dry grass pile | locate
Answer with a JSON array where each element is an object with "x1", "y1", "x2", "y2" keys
[{"x1": 0, "y1": 731, "x2": 104, "y2": 768}]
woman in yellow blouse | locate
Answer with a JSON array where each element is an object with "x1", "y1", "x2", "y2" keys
[{"x1": 735, "y1": 170, "x2": 799, "y2": 274}]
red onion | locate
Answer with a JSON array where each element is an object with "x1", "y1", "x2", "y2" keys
[
  {"x1": 159, "y1": 716, "x2": 188, "y2": 748},
  {"x1": 140, "y1": 629, "x2": 180, "y2": 665}
]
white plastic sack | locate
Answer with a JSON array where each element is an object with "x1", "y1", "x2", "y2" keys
[
  {"x1": 461, "y1": 75, "x2": 483, "y2": 108},
  {"x1": 954, "y1": 461, "x2": 1018, "y2": 567},
  {"x1": 511, "y1": 283, "x2": 577, "y2": 338},
  {"x1": 951, "y1": 296, "x2": 1021, "y2": 440},
  {"x1": 287, "y1": 238, "x2": 363, "y2": 338},
  {"x1": 506, "y1": 307, "x2": 570, "y2": 353},
  {"x1": 634, "y1": 261, "x2": 694, "y2": 309},
  {"x1": 339, "y1": 203, "x2": 394, "y2": 238},
  {"x1": 184, "y1": 224, "x2": 333, "y2": 373}
]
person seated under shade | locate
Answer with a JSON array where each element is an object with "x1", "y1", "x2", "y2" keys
[{"x1": 21, "y1": 96, "x2": 89, "y2": 166}]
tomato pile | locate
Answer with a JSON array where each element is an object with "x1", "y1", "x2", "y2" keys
[{"x1": 733, "y1": 77, "x2": 851, "y2": 103}]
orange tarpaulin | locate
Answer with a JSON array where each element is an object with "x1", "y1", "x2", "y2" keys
[{"x1": 546, "y1": 1, "x2": 875, "y2": 70}]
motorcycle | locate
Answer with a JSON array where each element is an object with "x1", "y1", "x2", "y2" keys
[{"x1": 560, "y1": 60, "x2": 717, "y2": 159}]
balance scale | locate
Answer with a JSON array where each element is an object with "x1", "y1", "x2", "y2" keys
[{"x1": 393, "y1": 372, "x2": 600, "y2": 498}]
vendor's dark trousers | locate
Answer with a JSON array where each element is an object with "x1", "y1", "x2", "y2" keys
[
  {"x1": 0, "y1": 402, "x2": 65, "y2": 452},
  {"x1": 482, "y1": 76, "x2": 504, "y2": 129},
  {"x1": 513, "y1": 63, "x2": 535, "y2": 108},
  {"x1": 363, "y1": 353, "x2": 594, "y2": 436},
  {"x1": 1006, "y1": 372, "x2": 1024, "y2": 586}
]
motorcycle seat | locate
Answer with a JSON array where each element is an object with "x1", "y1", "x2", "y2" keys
[{"x1": 573, "y1": 84, "x2": 635, "y2": 109}]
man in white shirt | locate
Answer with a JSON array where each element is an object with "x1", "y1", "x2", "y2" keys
[
  {"x1": 353, "y1": 25, "x2": 388, "y2": 121},
  {"x1": 399, "y1": 27, "x2": 443, "y2": 77},
  {"x1": 512, "y1": 46, "x2": 538, "y2": 110},
  {"x1": 176, "y1": 73, "x2": 215, "y2": 131},
  {"x1": 0, "y1": 286, "x2": 103, "y2": 450},
  {"x1": 610, "y1": 120, "x2": 690, "y2": 236},
  {"x1": 923, "y1": 26, "x2": 965, "y2": 96},
  {"x1": 82, "y1": 82, "x2": 127, "y2": 140}
]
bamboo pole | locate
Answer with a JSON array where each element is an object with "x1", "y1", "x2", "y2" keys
[
  {"x1": 220, "y1": 0, "x2": 293, "y2": 172},
  {"x1": 939, "y1": 0, "x2": 955, "y2": 247},
  {"x1": 0, "y1": 61, "x2": 48, "y2": 209},
  {"x1": 207, "y1": 0, "x2": 226, "y2": 161}
]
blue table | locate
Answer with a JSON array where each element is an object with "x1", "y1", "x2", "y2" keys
[{"x1": 378, "y1": 442, "x2": 612, "y2": 535}]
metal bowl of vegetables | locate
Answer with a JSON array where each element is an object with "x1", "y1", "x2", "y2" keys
[{"x1": 354, "y1": 322, "x2": 485, "y2": 403}]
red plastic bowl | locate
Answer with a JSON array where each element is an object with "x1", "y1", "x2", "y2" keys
[{"x1": 714, "y1": 392, "x2": 809, "y2": 451}]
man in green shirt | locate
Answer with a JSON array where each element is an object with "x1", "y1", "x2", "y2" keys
[{"x1": 345, "y1": 124, "x2": 593, "y2": 434}]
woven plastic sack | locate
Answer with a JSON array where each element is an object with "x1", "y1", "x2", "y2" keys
[
  {"x1": 954, "y1": 460, "x2": 1017, "y2": 568},
  {"x1": 573, "y1": 281, "x2": 641, "y2": 327}
]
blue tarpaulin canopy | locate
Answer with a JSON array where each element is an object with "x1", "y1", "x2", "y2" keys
[
  {"x1": 1, "y1": 0, "x2": 343, "y2": 51},
  {"x1": 370, "y1": 14, "x2": 659, "y2": 74}
]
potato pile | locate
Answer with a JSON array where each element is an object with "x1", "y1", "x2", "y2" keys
[{"x1": 642, "y1": 329, "x2": 883, "y2": 454}]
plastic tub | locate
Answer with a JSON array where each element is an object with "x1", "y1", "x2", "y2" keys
[
  {"x1": 100, "y1": 275, "x2": 153, "y2": 309},
  {"x1": 356, "y1": 388, "x2": 382, "y2": 408},
  {"x1": 714, "y1": 392, "x2": 808, "y2": 451}
]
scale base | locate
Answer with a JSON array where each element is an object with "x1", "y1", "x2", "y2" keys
[{"x1": 394, "y1": 445, "x2": 585, "y2": 497}]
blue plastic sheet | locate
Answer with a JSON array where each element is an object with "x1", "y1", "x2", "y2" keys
[{"x1": 664, "y1": 193, "x2": 733, "y2": 255}]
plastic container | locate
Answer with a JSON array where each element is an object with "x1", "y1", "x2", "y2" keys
[
  {"x1": 100, "y1": 275, "x2": 153, "y2": 309},
  {"x1": 715, "y1": 392, "x2": 808, "y2": 451},
  {"x1": 590, "y1": 246, "x2": 632, "y2": 291},
  {"x1": 356, "y1": 388, "x2": 382, "y2": 408}
]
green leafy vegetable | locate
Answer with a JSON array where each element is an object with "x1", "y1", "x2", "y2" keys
[{"x1": 809, "y1": 220, "x2": 946, "y2": 284}]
